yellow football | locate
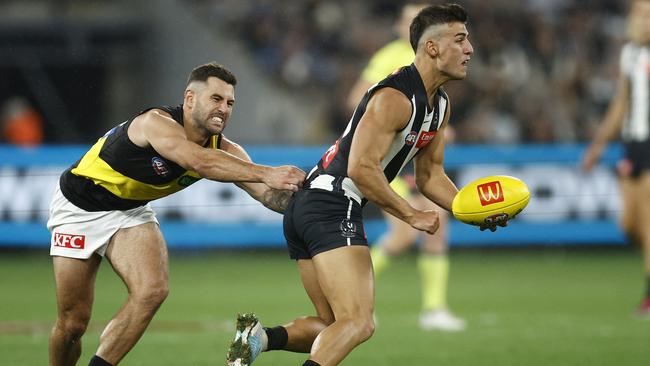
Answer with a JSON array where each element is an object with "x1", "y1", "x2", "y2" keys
[{"x1": 451, "y1": 175, "x2": 530, "y2": 226}]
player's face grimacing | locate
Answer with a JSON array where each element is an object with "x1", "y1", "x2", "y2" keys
[
  {"x1": 193, "y1": 76, "x2": 235, "y2": 135},
  {"x1": 436, "y1": 22, "x2": 473, "y2": 80}
]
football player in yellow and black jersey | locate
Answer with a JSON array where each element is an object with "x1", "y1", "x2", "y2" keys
[
  {"x1": 582, "y1": 0, "x2": 650, "y2": 317},
  {"x1": 47, "y1": 62, "x2": 305, "y2": 366},
  {"x1": 226, "y1": 5, "x2": 478, "y2": 366}
]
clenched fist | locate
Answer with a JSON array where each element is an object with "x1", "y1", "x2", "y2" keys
[{"x1": 408, "y1": 209, "x2": 440, "y2": 235}]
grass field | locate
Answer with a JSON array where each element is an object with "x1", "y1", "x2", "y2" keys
[{"x1": 1, "y1": 247, "x2": 648, "y2": 365}]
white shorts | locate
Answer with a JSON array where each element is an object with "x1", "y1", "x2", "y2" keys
[{"x1": 47, "y1": 186, "x2": 159, "y2": 259}]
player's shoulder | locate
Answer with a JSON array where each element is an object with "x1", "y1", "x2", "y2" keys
[
  {"x1": 620, "y1": 42, "x2": 642, "y2": 73},
  {"x1": 366, "y1": 87, "x2": 413, "y2": 116},
  {"x1": 219, "y1": 135, "x2": 251, "y2": 159},
  {"x1": 135, "y1": 106, "x2": 176, "y2": 122}
]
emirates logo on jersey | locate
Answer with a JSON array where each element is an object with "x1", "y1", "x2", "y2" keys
[
  {"x1": 405, "y1": 131, "x2": 418, "y2": 146},
  {"x1": 416, "y1": 131, "x2": 436, "y2": 148},
  {"x1": 151, "y1": 157, "x2": 170, "y2": 177}
]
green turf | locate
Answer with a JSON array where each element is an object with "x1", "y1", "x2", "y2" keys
[{"x1": 1, "y1": 247, "x2": 648, "y2": 365}]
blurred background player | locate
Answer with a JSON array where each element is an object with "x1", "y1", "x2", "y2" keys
[
  {"x1": 346, "y1": 3, "x2": 465, "y2": 331},
  {"x1": 581, "y1": 0, "x2": 650, "y2": 316}
]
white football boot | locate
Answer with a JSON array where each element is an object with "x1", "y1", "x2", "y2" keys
[
  {"x1": 419, "y1": 309, "x2": 466, "y2": 332},
  {"x1": 226, "y1": 313, "x2": 266, "y2": 366}
]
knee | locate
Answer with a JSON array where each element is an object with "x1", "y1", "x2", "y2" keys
[
  {"x1": 133, "y1": 281, "x2": 169, "y2": 309},
  {"x1": 345, "y1": 314, "x2": 375, "y2": 343},
  {"x1": 56, "y1": 310, "x2": 91, "y2": 340}
]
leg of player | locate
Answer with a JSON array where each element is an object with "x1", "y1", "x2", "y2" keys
[
  {"x1": 636, "y1": 172, "x2": 650, "y2": 315},
  {"x1": 307, "y1": 245, "x2": 375, "y2": 366},
  {"x1": 225, "y1": 260, "x2": 335, "y2": 366},
  {"x1": 617, "y1": 175, "x2": 649, "y2": 315},
  {"x1": 283, "y1": 260, "x2": 335, "y2": 351},
  {"x1": 619, "y1": 177, "x2": 641, "y2": 244},
  {"x1": 417, "y1": 196, "x2": 465, "y2": 332},
  {"x1": 92, "y1": 222, "x2": 169, "y2": 365},
  {"x1": 50, "y1": 255, "x2": 102, "y2": 366}
]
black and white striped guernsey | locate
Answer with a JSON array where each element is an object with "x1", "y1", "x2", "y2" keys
[
  {"x1": 306, "y1": 63, "x2": 449, "y2": 205},
  {"x1": 620, "y1": 42, "x2": 650, "y2": 143}
]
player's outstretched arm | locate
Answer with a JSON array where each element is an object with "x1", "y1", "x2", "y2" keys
[
  {"x1": 581, "y1": 76, "x2": 629, "y2": 172},
  {"x1": 129, "y1": 109, "x2": 304, "y2": 191},
  {"x1": 348, "y1": 88, "x2": 439, "y2": 234},
  {"x1": 222, "y1": 136, "x2": 303, "y2": 213},
  {"x1": 413, "y1": 113, "x2": 457, "y2": 212}
]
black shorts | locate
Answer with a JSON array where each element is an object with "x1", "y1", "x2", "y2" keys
[
  {"x1": 624, "y1": 142, "x2": 650, "y2": 178},
  {"x1": 283, "y1": 189, "x2": 367, "y2": 260}
]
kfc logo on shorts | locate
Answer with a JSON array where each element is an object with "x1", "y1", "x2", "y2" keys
[
  {"x1": 405, "y1": 131, "x2": 418, "y2": 146},
  {"x1": 416, "y1": 131, "x2": 436, "y2": 148},
  {"x1": 151, "y1": 157, "x2": 170, "y2": 177},
  {"x1": 477, "y1": 181, "x2": 505, "y2": 206},
  {"x1": 53, "y1": 232, "x2": 86, "y2": 249}
]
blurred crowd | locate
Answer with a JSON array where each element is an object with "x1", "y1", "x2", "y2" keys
[{"x1": 193, "y1": 0, "x2": 630, "y2": 143}]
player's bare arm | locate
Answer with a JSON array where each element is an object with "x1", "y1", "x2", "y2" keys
[
  {"x1": 582, "y1": 76, "x2": 630, "y2": 171},
  {"x1": 348, "y1": 88, "x2": 439, "y2": 234},
  {"x1": 221, "y1": 137, "x2": 302, "y2": 213},
  {"x1": 413, "y1": 111, "x2": 457, "y2": 212},
  {"x1": 129, "y1": 109, "x2": 304, "y2": 191}
]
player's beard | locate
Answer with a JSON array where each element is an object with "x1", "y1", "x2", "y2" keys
[{"x1": 192, "y1": 101, "x2": 225, "y2": 135}]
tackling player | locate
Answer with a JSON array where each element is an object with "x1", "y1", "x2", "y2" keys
[{"x1": 47, "y1": 62, "x2": 305, "y2": 366}]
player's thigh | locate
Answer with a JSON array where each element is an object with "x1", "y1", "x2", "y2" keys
[
  {"x1": 636, "y1": 172, "x2": 650, "y2": 235},
  {"x1": 297, "y1": 259, "x2": 334, "y2": 324},
  {"x1": 619, "y1": 177, "x2": 641, "y2": 235},
  {"x1": 52, "y1": 254, "x2": 102, "y2": 317},
  {"x1": 312, "y1": 246, "x2": 374, "y2": 318},
  {"x1": 104, "y1": 222, "x2": 169, "y2": 293}
]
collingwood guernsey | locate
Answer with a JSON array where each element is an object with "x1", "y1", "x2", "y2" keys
[
  {"x1": 306, "y1": 63, "x2": 449, "y2": 205},
  {"x1": 620, "y1": 42, "x2": 650, "y2": 143}
]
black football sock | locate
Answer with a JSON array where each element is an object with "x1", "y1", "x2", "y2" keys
[
  {"x1": 88, "y1": 355, "x2": 112, "y2": 366},
  {"x1": 264, "y1": 326, "x2": 288, "y2": 350},
  {"x1": 646, "y1": 275, "x2": 650, "y2": 298},
  {"x1": 303, "y1": 360, "x2": 321, "y2": 366}
]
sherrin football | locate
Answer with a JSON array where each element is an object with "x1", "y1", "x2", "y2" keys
[{"x1": 451, "y1": 175, "x2": 530, "y2": 227}]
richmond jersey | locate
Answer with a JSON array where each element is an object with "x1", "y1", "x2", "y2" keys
[
  {"x1": 620, "y1": 43, "x2": 650, "y2": 143},
  {"x1": 59, "y1": 105, "x2": 222, "y2": 211},
  {"x1": 307, "y1": 64, "x2": 449, "y2": 205}
]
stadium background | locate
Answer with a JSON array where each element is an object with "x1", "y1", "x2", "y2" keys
[{"x1": 0, "y1": 0, "x2": 647, "y2": 365}]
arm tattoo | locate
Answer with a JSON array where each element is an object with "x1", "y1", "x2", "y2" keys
[{"x1": 261, "y1": 189, "x2": 293, "y2": 214}]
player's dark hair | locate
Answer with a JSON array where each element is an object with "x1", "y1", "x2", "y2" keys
[
  {"x1": 187, "y1": 62, "x2": 237, "y2": 86},
  {"x1": 409, "y1": 3, "x2": 468, "y2": 52}
]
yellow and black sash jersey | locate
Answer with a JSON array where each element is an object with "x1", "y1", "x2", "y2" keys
[{"x1": 59, "y1": 105, "x2": 222, "y2": 211}]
